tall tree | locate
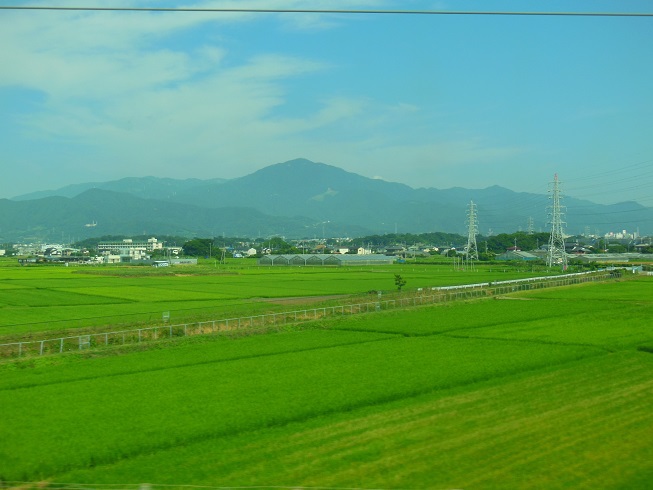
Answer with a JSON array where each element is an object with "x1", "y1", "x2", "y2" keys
[{"x1": 182, "y1": 238, "x2": 213, "y2": 257}]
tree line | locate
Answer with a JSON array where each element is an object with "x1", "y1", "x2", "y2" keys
[{"x1": 69, "y1": 231, "x2": 651, "y2": 259}]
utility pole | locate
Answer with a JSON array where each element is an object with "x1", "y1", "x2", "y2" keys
[
  {"x1": 466, "y1": 200, "x2": 479, "y2": 267},
  {"x1": 547, "y1": 174, "x2": 567, "y2": 270}
]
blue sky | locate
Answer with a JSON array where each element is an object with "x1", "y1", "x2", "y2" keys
[{"x1": 1, "y1": 0, "x2": 652, "y2": 206}]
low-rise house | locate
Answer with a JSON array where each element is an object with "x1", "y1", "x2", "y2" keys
[
  {"x1": 571, "y1": 246, "x2": 592, "y2": 255},
  {"x1": 384, "y1": 245, "x2": 406, "y2": 256}
]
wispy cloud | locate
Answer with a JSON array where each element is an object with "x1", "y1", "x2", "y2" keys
[
  {"x1": 4, "y1": 0, "x2": 649, "y2": 206},
  {"x1": 0, "y1": 0, "x2": 530, "y2": 191},
  {"x1": 3, "y1": 2, "x2": 412, "y2": 177}
]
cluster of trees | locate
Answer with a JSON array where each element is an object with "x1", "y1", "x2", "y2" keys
[
  {"x1": 180, "y1": 238, "x2": 214, "y2": 258},
  {"x1": 482, "y1": 232, "x2": 551, "y2": 254},
  {"x1": 181, "y1": 236, "x2": 302, "y2": 257},
  {"x1": 349, "y1": 232, "x2": 466, "y2": 249}
]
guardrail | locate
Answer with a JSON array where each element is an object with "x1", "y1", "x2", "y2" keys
[{"x1": 0, "y1": 270, "x2": 617, "y2": 359}]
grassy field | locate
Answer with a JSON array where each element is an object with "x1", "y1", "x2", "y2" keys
[
  {"x1": 0, "y1": 259, "x2": 554, "y2": 339},
  {"x1": 1, "y1": 274, "x2": 652, "y2": 488}
]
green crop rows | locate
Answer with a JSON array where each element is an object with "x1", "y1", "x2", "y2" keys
[
  {"x1": 0, "y1": 261, "x2": 549, "y2": 338},
  {"x1": 1, "y1": 267, "x2": 652, "y2": 488}
]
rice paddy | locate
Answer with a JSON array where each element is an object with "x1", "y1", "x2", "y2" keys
[{"x1": 1, "y1": 261, "x2": 652, "y2": 488}]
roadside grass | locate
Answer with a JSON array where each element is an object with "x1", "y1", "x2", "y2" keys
[{"x1": 513, "y1": 274, "x2": 653, "y2": 301}]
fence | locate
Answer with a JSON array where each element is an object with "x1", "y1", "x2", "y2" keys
[{"x1": 0, "y1": 270, "x2": 618, "y2": 359}]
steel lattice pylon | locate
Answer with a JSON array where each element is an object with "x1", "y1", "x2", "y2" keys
[
  {"x1": 466, "y1": 200, "x2": 479, "y2": 262},
  {"x1": 547, "y1": 174, "x2": 568, "y2": 270}
]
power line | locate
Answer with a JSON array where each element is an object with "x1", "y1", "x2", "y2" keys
[
  {"x1": 0, "y1": 6, "x2": 653, "y2": 17},
  {"x1": 570, "y1": 158, "x2": 653, "y2": 180},
  {"x1": 563, "y1": 159, "x2": 653, "y2": 206}
]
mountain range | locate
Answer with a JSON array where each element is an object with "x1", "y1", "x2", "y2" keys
[{"x1": 2, "y1": 158, "x2": 651, "y2": 242}]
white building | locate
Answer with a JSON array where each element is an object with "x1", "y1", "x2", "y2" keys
[{"x1": 98, "y1": 237, "x2": 166, "y2": 262}]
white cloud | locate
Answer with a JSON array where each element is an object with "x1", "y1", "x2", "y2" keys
[
  {"x1": 1, "y1": 2, "x2": 341, "y2": 175},
  {"x1": 0, "y1": 0, "x2": 530, "y2": 193}
]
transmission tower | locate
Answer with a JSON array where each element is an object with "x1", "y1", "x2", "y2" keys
[
  {"x1": 527, "y1": 216, "x2": 534, "y2": 235},
  {"x1": 546, "y1": 174, "x2": 567, "y2": 270},
  {"x1": 466, "y1": 200, "x2": 479, "y2": 263}
]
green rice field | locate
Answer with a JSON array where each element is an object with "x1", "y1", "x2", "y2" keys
[
  {"x1": 0, "y1": 260, "x2": 552, "y2": 338},
  {"x1": 1, "y1": 263, "x2": 652, "y2": 488}
]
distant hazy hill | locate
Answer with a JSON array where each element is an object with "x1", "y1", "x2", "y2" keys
[
  {"x1": 0, "y1": 188, "x2": 330, "y2": 242},
  {"x1": 2, "y1": 158, "x2": 651, "y2": 242},
  {"x1": 11, "y1": 176, "x2": 228, "y2": 202},
  {"x1": 170, "y1": 158, "x2": 652, "y2": 236}
]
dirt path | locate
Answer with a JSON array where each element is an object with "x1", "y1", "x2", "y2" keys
[{"x1": 255, "y1": 294, "x2": 352, "y2": 305}]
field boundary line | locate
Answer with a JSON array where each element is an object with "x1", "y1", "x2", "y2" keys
[{"x1": 0, "y1": 270, "x2": 621, "y2": 359}]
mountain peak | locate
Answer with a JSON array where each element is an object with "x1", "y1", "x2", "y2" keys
[
  {"x1": 279, "y1": 157, "x2": 317, "y2": 166},
  {"x1": 263, "y1": 158, "x2": 338, "y2": 173},
  {"x1": 3, "y1": 158, "x2": 651, "y2": 241}
]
